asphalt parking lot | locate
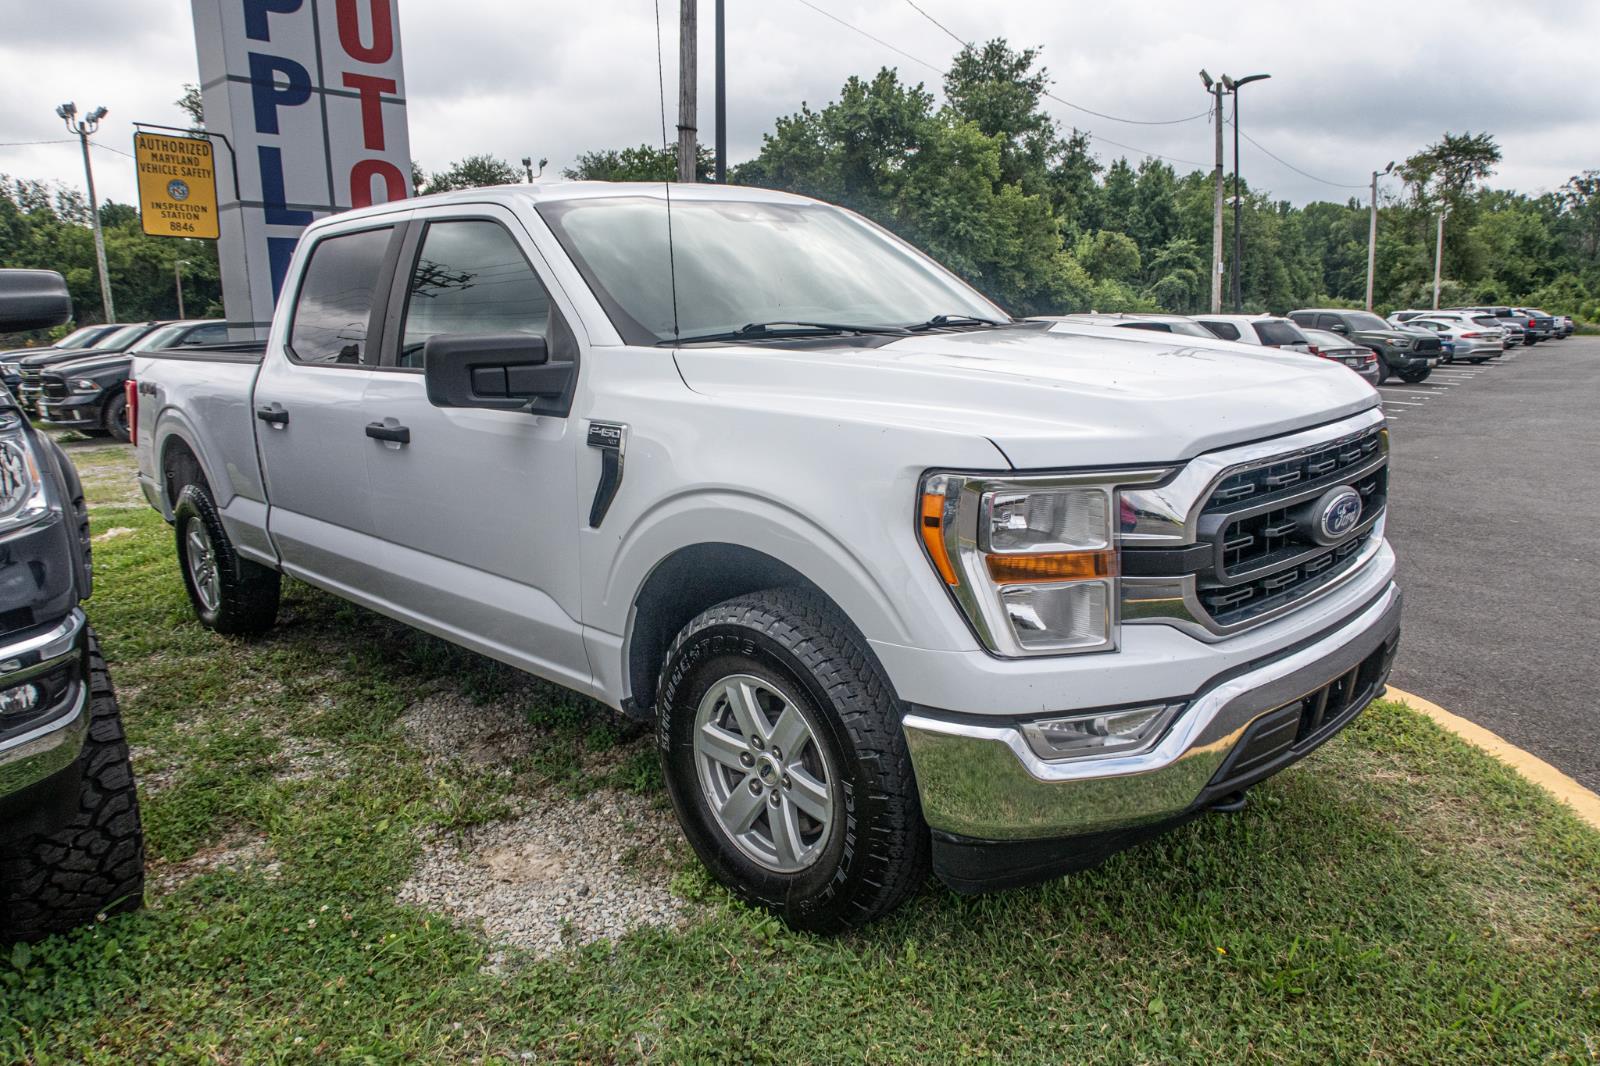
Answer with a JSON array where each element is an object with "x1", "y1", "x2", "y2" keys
[{"x1": 1383, "y1": 334, "x2": 1600, "y2": 791}]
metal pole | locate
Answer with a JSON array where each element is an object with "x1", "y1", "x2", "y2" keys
[
  {"x1": 677, "y1": 0, "x2": 698, "y2": 183},
  {"x1": 174, "y1": 260, "x2": 186, "y2": 319},
  {"x1": 1365, "y1": 170, "x2": 1380, "y2": 311},
  {"x1": 714, "y1": 0, "x2": 726, "y2": 183},
  {"x1": 1230, "y1": 92, "x2": 1242, "y2": 313},
  {"x1": 1211, "y1": 82, "x2": 1224, "y2": 314},
  {"x1": 1432, "y1": 210, "x2": 1448, "y2": 310},
  {"x1": 78, "y1": 129, "x2": 115, "y2": 323}
]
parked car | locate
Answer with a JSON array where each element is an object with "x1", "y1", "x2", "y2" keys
[
  {"x1": 1386, "y1": 309, "x2": 1436, "y2": 325},
  {"x1": 13, "y1": 322, "x2": 167, "y2": 416},
  {"x1": 39, "y1": 320, "x2": 227, "y2": 441},
  {"x1": 0, "y1": 270, "x2": 144, "y2": 943},
  {"x1": 1034, "y1": 313, "x2": 1220, "y2": 338},
  {"x1": 1510, "y1": 308, "x2": 1556, "y2": 342},
  {"x1": 130, "y1": 183, "x2": 1399, "y2": 929},
  {"x1": 0, "y1": 324, "x2": 122, "y2": 394},
  {"x1": 1287, "y1": 309, "x2": 1441, "y2": 384},
  {"x1": 1191, "y1": 314, "x2": 1313, "y2": 352},
  {"x1": 1404, "y1": 314, "x2": 1505, "y2": 363},
  {"x1": 1300, "y1": 328, "x2": 1381, "y2": 385},
  {"x1": 1556, "y1": 315, "x2": 1574, "y2": 338},
  {"x1": 1451, "y1": 307, "x2": 1533, "y2": 346}
]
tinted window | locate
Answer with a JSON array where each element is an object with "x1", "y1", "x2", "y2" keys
[
  {"x1": 56, "y1": 326, "x2": 109, "y2": 349},
  {"x1": 1199, "y1": 321, "x2": 1240, "y2": 341},
  {"x1": 289, "y1": 227, "x2": 392, "y2": 366},
  {"x1": 181, "y1": 323, "x2": 228, "y2": 346},
  {"x1": 138, "y1": 324, "x2": 194, "y2": 350},
  {"x1": 1118, "y1": 322, "x2": 1172, "y2": 333},
  {"x1": 89, "y1": 324, "x2": 155, "y2": 351},
  {"x1": 1342, "y1": 311, "x2": 1392, "y2": 331},
  {"x1": 398, "y1": 220, "x2": 551, "y2": 369},
  {"x1": 1472, "y1": 316, "x2": 1501, "y2": 328},
  {"x1": 1252, "y1": 320, "x2": 1307, "y2": 347}
]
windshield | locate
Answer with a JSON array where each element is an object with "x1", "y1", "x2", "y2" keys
[
  {"x1": 1118, "y1": 320, "x2": 1215, "y2": 338},
  {"x1": 57, "y1": 326, "x2": 108, "y2": 349},
  {"x1": 538, "y1": 196, "x2": 1005, "y2": 345},
  {"x1": 1343, "y1": 311, "x2": 1392, "y2": 331},
  {"x1": 88, "y1": 324, "x2": 152, "y2": 350},
  {"x1": 1251, "y1": 319, "x2": 1308, "y2": 346},
  {"x1": 136, "y1": 324, "x2": 192, "y2": 350}
]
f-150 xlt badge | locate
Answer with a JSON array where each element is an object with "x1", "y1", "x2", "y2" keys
[{"x1": 586, "y1": 421, "x2": 628, "y2": 528}]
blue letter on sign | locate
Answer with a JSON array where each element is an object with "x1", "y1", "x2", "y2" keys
[
  {"x1": 257, "y1": 146, "x2": 313, "y2": 227},
  {"x1": 243, "y1": 0, "x2": 304, "y2": 41},
  {"x1": 248, "y1": 52, "x2": 312, "y2": 135}
]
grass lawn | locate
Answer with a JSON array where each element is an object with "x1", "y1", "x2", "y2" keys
[{"x1": 3, "y1": 442, "x2": 1598, "y2": 1063}]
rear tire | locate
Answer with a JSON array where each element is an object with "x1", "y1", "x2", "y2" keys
[
  {"x1": 173, "y1": 483, "x2": 281, "y2": 636},
  {"x1": 657, "y1": 588, "x2": 928, "y2": 931},
  {"x1": 0, "y1": 630, "x2": 144, "y2": 943},
  {"x1": 102, "y1": 392, "x2": 130, "y2": 443}
]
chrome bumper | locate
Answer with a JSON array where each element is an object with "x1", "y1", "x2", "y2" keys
[
  {"x1": 0, "y1": 610, "x2": 91, "y2": 798},
  {"x1": 903, "y1": 583, "x2": 1401, "y2": 841}
]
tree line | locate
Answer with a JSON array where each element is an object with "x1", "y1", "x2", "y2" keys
[{"x1": 4, "y1": 41, "x2": 1597, "y2": 347}]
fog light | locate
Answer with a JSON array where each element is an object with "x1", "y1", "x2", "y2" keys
[
  {"x1": 1021, "y1": 704, "x2": 1178, "y2": 760},
  {"x1": 0, "y1": 681, "x2": 41, "y2": 718},
  {"x1": 999, "y1": 580, "x2": 1112, "y2": 652}
]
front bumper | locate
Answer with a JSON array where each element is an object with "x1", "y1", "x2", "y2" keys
[
  {"x1": 40, "y1": 394, "x2": 103, "y2": 429},
  {"x1": 0, "y1": 611, "x2": 91, "y2": 820},
  {"x1": 903, "y1": 582, "x2": 1400, "y2": 890}
]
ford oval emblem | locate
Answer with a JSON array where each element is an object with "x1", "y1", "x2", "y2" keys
[{"x1": 1318, "y1": 488, "x2": 1363, "y2": 543}]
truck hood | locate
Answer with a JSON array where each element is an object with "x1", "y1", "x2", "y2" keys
[
  {"x1": 673, "y1": 325, "x2": 1379, "y2": 469},
  {"x1": 42, "y1": 353, "x2": 130, "y2": 378}
]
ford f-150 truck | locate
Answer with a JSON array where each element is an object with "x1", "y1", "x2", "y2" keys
[
  {"x1": 130, "y1": 183, "x2": 1400, "y2": 930},
  {"x1": 0, "y1": 270, "x2": 144, "y2": 943}
]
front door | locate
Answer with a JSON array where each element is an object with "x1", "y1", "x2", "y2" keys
[
  {"x1": 255, "y1": 222, "x2": 401, "y2": 598},
  {"x1": 359, "y1": 208, "x2": 590, "y2": 690}
]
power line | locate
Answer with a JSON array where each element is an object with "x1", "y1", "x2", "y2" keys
[
  {"x1": 0, "y1": 139, "x2": 78, "y2": 148},
  {"x1": 791, "y1": 0, "x2": 945, "y2": 75},
  {"x1": 90, "y1": 141, "x2": 134, "y2": 159},
  {"x1": 901, "y1": 0, "x2": 965, "y2": 48},
  {"x1": 1226, "y1": 118, "x2": 1365, "y2": 190}
]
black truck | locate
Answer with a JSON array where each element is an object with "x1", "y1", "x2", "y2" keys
[
  {"x1": 0, "y1": 270, "x2": 144, "y2": 942},
  {"x1": 1287, "y1": 308, "x2": 1441, "y2": 385}
]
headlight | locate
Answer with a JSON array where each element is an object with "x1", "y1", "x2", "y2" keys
[
  {"x1": 0, "y1": 411, "x2": 50, "y2": 535},
  {"x1": 0, "y1": 362, "x2": 18, "y2": 376},
  {"x1": 1390, "y1": 337, "x2": 1411, "y2": 348},
  {"x1": 70, "y1": 379, "x2": 99, "y2": 393},
  {"x1": 919, "y1": 468, "x2": 1169, "y2": 657}
]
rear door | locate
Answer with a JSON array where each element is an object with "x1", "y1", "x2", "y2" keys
[
  {"x1": 358, "y1": 205, "x2": 591, "y2": 690},
  {"x1": 254, "y1": 220, "x2": 407, "y2": 596}
]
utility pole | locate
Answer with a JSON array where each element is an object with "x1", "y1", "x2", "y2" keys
[
  {"x1": 174, "y1": 259, "x2": 190, "y2": 319},
  {"x1": 677, "y1": 0, "x2": 698, "y2": 183},
  {"x1": 57, "y1": 102, "x2": 115, "y2": 322},
  {"x1": 1200, "y1": 71, "x2": 1224, "y2": 313},
  {"x1": 1223, "y1": 74, "x2": 1269, "y2": 313},
  {"x1": 714, "y1": 0, "x2": 726, "y2": 183},
  {"x1": 521, "y1": 156, "x2": 534, "y2": 183},
  {"x1": 1365, "y1": 161, "x2": 1393, "y2": 312},
  {"x1": 1432, "y1": 207, "x2": 1450, "y2": 310}
]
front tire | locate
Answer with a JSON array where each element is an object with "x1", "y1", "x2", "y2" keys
[
  {"x1": 102, "y1": 392, "x2": 130, "y2": 443},
  {"x1": 0, "y1": 631, "x2": 144, "y2": 943},
  {"x1": 173, "y1": 483, "x2": 281, "y2": 635},
  {"x1": 1398, "y1": 367, "x2": 1432, "y2": 384},
  {"x1": 657, "y1": 588, "x2": 928, "y2": 931}
]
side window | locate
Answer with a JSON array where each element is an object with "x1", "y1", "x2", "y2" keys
[
  {"x1": 1119, "y1": 322, "x2": 1172, "y2": 333},
  {"x1": 182, "y1": 323, "x2": 228, "y2": 346},
  {"x1": 288, "y1": 227, "x2": 393, "y2": 366},
  {"x1": 1314, "y1": 314, "x2": 1339, "y2": 331},
  {"x1": 397, "y1": 220, "x2": 552, "y2": 369},
  {"x1": 1201, "y1": 321, "x2": 1240, "y2": 341}
]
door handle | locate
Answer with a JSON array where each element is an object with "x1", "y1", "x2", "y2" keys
[
  {"x1": 256, "y1": 402, "x2": 289, "y2": 425},
  {"x1": 365, "y1": 421, "x2": 411, "y2": 445}
]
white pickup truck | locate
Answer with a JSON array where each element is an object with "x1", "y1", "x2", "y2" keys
[{"x1": 131, "y1": 182, "x2": 1400, "y2": 930}]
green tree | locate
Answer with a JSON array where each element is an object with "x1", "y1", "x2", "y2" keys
[
  {"x1": 565, "y1": 144, "x2": 711, "y2": 182},
  {"x1": 420, "y1": 154, "x2": 522, "y2": 193}
]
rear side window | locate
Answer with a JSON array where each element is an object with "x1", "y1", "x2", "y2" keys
[
  {"x1": 289, "y1": 227, "x2": 393, "y2": 366},
  {"x1": 1252, "y1": 320, "x2": 1306, "y2": 347},
  {"x1": 181, "y1": 323, "x2": 228, "y2": 346},
  {"x1": 1472, "y1": 316, "x2": 1501, "y2": 328},
  {"x1": 1118, "y1": 322, "x2": 1173, "y2": 333},
  {"x1": 397, "y1": 220, "x2": 552, "y2": 369},
  {"x1": 1199, "y1": 321, "x2": 1241, "y2": 341}
]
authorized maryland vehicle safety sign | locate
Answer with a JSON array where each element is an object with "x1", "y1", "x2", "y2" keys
[{"x1": 134, "y1": 132, "x2": 220, "y2": 239}]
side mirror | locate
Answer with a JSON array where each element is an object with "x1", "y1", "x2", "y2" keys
[
  {"x1": 1329, "y1": 322, "x2": 1348, "y2": 334},
  {"x1": 0, "y1": 269, "x2": 72, "y2": 332},
  {"x1": 423, "y1": 332, "x2": 571, "y2": 412}
]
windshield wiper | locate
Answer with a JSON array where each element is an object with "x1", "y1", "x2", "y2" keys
[
  {"x1": 904, "y1": 314, "x2": 1005, "y2": 332},
  {"x1": 665, "y1": 321, "x2": 910, "y2": 346}
]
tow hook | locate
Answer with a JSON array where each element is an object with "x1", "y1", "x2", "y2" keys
[{"x1": 1211, "y1": 790, "x2": 1250, "y2": 814}]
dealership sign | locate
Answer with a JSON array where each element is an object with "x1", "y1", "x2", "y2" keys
[
  {"x1": 191, "y1": 0, "x2": 411, "y2": 334},
  {"x1": 134, "y1": 132, "x2": 221, "y2": 239}
]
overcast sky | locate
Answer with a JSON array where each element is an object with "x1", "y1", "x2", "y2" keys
[{"x1": 2, "y1": 0, "x2": 1596, "y2": 211}]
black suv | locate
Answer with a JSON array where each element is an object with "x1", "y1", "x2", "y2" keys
[
  {"x1": 40, "y1": 320, "x2": 227, "y2": 442},
  {"x1": 0, "y1": 270, "x2": 144, "y2": 942},
  {"x1": 1287, "y1": 309, "x2": 1440, "y2": 385}
]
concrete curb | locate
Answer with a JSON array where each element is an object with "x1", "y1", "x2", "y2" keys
[{"x1": 1383, "y1": 686, "x2": 1600, "y2": 831}]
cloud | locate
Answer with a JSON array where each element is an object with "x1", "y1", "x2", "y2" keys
[{"x1": 0, "y1": 0, "x2": 1595, "y2": 210}]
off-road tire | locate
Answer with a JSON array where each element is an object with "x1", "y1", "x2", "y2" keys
[
  {"x1": 1398, "y1": 367, "x2": 1432, "y2": 384},
  {"x1": 1375, "y1": 355, "x2": 1391, "y2": 385},
  {"x1": 173, "y1": 483, "x2": 280, "y2": 635},
  {"x1": 102, "y1": 392, "x2": 130, "y2": 443},
  {"x1": 657, "y1": 588, "x2": 929, "y2": 931},
  {"x1": 0, "y1": 631, "x2": 144, "y2": 943}
]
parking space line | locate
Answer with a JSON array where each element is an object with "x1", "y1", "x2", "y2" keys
[{"x1": 1382, "y1": 400, "x2": 1425, "y2": 406}]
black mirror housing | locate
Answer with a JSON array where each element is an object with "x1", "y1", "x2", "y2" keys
[
  {"x1": 423, "y1": 332, "x2": 573, "y2": 413},
  {"x1": 0, "y1": 269, "x2": 72, "y2": 332}
]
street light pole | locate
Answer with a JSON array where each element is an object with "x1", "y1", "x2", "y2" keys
[
  {"x1": 1200, "y1": 71, "x2": 1225, "y2": 314},
  {"x1": 1223, "y1": 74, "x2": 1269, "y2": 313},
  {"x1": 174, "y1": 259, "x2": 190, "y2": 319},
  {"x1": 57, "y1": 102, "x2": 115, "y2": 322},
  {"x1": 1365, "y1": 161, "x2": 1394, "y2": 312},
  {"x1": 1432, "y1": 207, "x2": 1451, "y2": 310}
]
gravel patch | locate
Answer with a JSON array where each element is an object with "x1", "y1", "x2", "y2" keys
[
  {"x1": 149, "y1": 836, "x2": 280, "y2": 899},
  {"x1": 398, "y1": 690, "x2": 543, "y2": 768},
  {"x1": 397, "y1": 789, "x2": 691, "y2": 957}
]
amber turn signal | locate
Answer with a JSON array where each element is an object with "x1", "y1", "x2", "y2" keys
[
  {"x1": 920, "y1": 491, "x2": 959, "y2": 585},
  {"x1": 984, "y1": 549, "x2": 1117, "y2": 585}
]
